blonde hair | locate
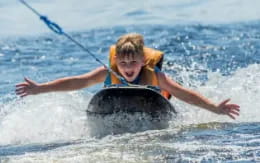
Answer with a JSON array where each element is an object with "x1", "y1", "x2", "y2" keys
[{"x1": 115, "y1": 33, "x2": 144, "y2": 58}]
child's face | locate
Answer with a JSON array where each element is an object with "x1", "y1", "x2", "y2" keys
[{"x1": 116, "y1": 54, "x2": 144, "y2": 82}]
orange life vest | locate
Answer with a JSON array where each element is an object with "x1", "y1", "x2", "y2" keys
[{"x1": 108, "y1": 45, "x2": 171, "y2": 99}]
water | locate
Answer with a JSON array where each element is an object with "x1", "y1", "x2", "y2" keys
[{"x1": 1, "y1": 0, "x2": 260, "y2": 162}]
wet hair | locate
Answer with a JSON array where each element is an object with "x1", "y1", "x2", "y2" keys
[{"x1": 115, "y1": 33, "x2": 144, "y2": 59}]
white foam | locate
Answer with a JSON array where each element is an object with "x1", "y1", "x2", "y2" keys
[
  {"x1": 0, "y1": 91, "x2": 91, "y2": 145},
  {"x1": 173, "y1": 64, "x2": 260, "y2": 125},
  {"x1": 0, "y1": 64, "x2": 259, "y2": 145}
]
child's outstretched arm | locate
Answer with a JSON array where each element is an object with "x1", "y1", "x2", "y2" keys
[
  {"x1": 16, "y1": 66, "x2": 107, "y2": 97},
  {"x1": 157, "y1": 72, "x2": 240, "y2": 119}
]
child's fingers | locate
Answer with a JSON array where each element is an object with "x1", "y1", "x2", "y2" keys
[
  {"x1": 227, "y1": 104, "x2": 240, "y2": 110},
  {"x1": 15, "y1": 87, "x2": 25, "y2": 92},
  {"x1": 227, "y1": 113, "x2": 236, "y2": 120},
  {"x1": 229, "y1": 110, "x2": 240, "y2": 116},
  {"x1": 16, "y1": 89, "x2": 26, "y2": 95},
  {"x1": 20, "y1": 93, "x2": 28, "y2": 97},
  {"x1": 24, "y1": 77, "x2": 35, "y2": 85},
  {"x1": 219, "y1": 99, "x2": 231, "y2": 106},
  {"x1": 16, "y1": 83, "x2": 28, "y2": 88}
]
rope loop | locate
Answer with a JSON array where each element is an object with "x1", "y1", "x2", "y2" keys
[{"x1": 40, "y1": 16, "x2": 63, "y2": 35}]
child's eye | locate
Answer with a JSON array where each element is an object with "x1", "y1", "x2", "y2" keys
[{"x1": 119, "y1": 62, "x2": 126, "y2": 66}]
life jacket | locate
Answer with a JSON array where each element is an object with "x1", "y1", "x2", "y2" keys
[{"x1": 107, "y1": 45, "x2": 171, "y2": 99}]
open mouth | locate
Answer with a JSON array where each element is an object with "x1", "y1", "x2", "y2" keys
[{"x1": 125, "y1": 72, "x2": 134, "y2": 78}]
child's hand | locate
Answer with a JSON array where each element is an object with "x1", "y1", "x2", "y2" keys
[
  {"x1": 15, "y1": 77, "x2": 40, "y2": 97},
  {"x1": 217, "y1": 99, "x2": 240, "y2": 119}
]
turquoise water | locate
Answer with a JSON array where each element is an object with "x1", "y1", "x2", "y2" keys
[{"x1": 1, "y1": 0, "x2": 260, "y2": 162}]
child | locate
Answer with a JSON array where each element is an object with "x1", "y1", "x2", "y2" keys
[{"x1": 16, "y1": 33, "x2": 240, "y2": 119}]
